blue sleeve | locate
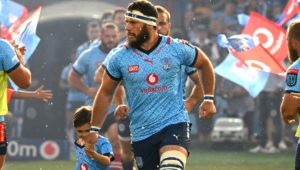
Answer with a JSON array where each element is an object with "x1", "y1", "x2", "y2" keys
[
  {"x1": 73, "y1": 52, "x2": 88, "y2": 76},
  {"x1": 285, "y1": 68, "x2": 300, "y2": 93},
  {"x1": 96, "y1": 138, "x2": 114, "y2": 157},
  {"x1": 104, "y1": 50, "x2": 122, "y2": 81},
  {"x1": 60, "y1": 66, "x2": 69, "y2": 81},
  {"x1": 0, "y1": 40, "x2": 19, "y2": 72},
  {"x1": 172, "y1": 38, "x2": 197, "y2": 67},
  {"x1": 185, "y1": 66, "x2": 197, "y2": 75}
]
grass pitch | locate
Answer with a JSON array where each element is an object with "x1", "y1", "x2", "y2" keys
[{"x1": 4, "y1": 148, "x2": 294, "y2": 170}]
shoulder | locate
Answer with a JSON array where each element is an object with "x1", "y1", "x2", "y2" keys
[
  {"x1": 98, "y1": 135, "x2": 110, "y2": 143},
  {"x1": 0, "y1": 39, "x2": 14, "y2": 53},
  {"x1": 288, "y1": 60, "x2": 300, "y2": 69},
  {"x1": 163, "y1": 36, "x2": 195, "y2": 51},
  {"x1": 107, "y1": 45, "x2": 129, "y2": 60},
  {"x1": 77, "y1": 42, "x2": 88, "y2": 51},
  {"x1": 78, "y1": 46, "x2": 96, "y2": 59},
  {"x1": 0, "y1": 39, "x2": 11, "y2": 47},
  {"x1": 96, "y1": 135, "x2": 111, "y2": 146},
  {"x1": 166, "y1": 36, "x2": 190, "y2": 46}
]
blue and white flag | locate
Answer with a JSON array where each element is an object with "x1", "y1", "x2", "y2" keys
[
  {"x1": 215, "y1": 54, "x2": 269, "y2": 97},
  {"x1": 0, "y1": 0, "x2": 27, "y2": 28},
  {"x1": 216, "y1": 34, "x2": 270, "y2": 97}
]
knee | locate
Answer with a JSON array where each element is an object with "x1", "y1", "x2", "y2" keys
[{"x1": 159, "y1": 150, "x2": 187, "y2": 170}]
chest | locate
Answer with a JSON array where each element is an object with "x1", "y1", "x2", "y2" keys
[{"x1": 121, "y1": 49, "x2": 181, "y2": 84}]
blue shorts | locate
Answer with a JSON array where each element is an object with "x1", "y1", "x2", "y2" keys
[
  {"x1": 118, "y1": 117, "x2": 131, "y2": 141},
  {"x1": 100, "y1": 112, "x2": 116, "y2": 133},
  {"x1": 131, "y1": 122, "x2": 191, "y2": 170}
]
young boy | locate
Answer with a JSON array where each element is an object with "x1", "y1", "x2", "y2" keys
[{"x1": 73, "y1": 106, "x2": 114, "y2": 170}]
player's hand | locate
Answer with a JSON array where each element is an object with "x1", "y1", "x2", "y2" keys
[
  {"x1": 280, "y1": 93, "x2": 299, "y2": 124},
  {"x1": 84, "y1": 132, "x2": 98, "y2": 146},
  {"x1": 86, "y1": 87, "x2": 98, "y2": 98},
  {"x1": 11, "y1": 41, "x2": 26, "y2": 65},
  {"x1": 199, "y1": 101, "x2": 216, "y2": 119},
  {"x1": 114, "y1": 104, "x2": 129, "y2": 122},
  {"x1": 85, "y1": 143, "x2": 95, "y2": 159},
  {"x1": 34, "y1": 85, "x2": 53, "y2": 102}
]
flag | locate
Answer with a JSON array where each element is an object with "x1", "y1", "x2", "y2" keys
[
  {"x1": 242, "y1": 11, "x2": 288, "y2": 63},
  {"x1": 216, "y1": 34, "x2": 269, "y2": 97},
  {"x1": 8, "y1": 7, "x2": 42, "y2": 90},
  {"x1": 276, "y1": 0, "x2": 300, "y2": 26},
  {"x1": 231, "y1": 44, "x2": 286, "y2": 75},
  {"x1": 8, "y1": 7, "x2": 42, "y2": 63},
  {"x1": 0, "y1": 0, "x2": 28, "y2": 28},
  {"x1": 237, "y1": 13, "x2": 249, "y2": 27},
  {"x1": 215, "y1": 54, "x2": 269, "y2": 98}
]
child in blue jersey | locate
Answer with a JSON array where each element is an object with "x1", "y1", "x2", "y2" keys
[{"x1": 73, "y1": 106, "x2": 114, "y2": 170}]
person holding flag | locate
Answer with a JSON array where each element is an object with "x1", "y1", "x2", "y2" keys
[{"x1": 0, "y1": 38, "x2": 31, "y2": 168}]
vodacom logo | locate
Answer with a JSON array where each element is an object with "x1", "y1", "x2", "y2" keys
[
  {"x1": 146, "y1": 73, "x2": 159, "y2": 86},
  {"x1": 39, "y1": 140, "x2": 60, "y2": 160}
]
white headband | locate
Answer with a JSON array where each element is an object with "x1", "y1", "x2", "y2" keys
[{"x1": 125, "y1": 10, "x2": 157, "y2": 26}]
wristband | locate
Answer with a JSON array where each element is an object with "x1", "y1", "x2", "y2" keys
[
  {"x1": 203, "y1": 95, "x2": 214, "y2": 103},
  {"x1": 90, "y1": 126, "x2": 101, "y2": 133}
]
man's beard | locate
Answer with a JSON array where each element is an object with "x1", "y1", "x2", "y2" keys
[
  {"x1": 128, "y1": 25, "x2": 150, "y2": 48},
  {"x1": 288, "y1": 45, "x2": 299, "y2": 63}
]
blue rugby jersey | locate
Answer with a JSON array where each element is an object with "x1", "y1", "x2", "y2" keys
[
  {"x1": 0, "y1": 39, "x2": 20, "y2": 115},
  {"x1": 104, "y1": 36, "x2": 197, "y2": 141},
  {"x1": 72, "y1": 45, "x2": 106, "y2": 106},
  {"x1": 75, "y1": 135, "x2": 113, "y2": 170},
  {"x1": 285, "y1": 59, "x2": 300, "y2": 93},
  {"x1": 284, "y1": 59, "x2": 300, "y2": 138},
  {"x1": 76, "y1": 40, "x2": 100, "y2": 58},
  {"x1": 60, "y1": 64, "x2": 86, "y2": 102}
]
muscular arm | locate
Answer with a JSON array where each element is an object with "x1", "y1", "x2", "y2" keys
[
  {"x1": 185, "y1": 71, "x2": 204, "y2": 113},
  {"x1": 8, "y1": 64, "x2": 31, "y2": 89},
  {"x1": 192, "y1": 48, "x2": 215, "y2": 96},
  {"x1": 113, "y1": 84, "x2": 126, "y2": 106},
  {"x1": 191, "y1": 47, "x2": 216, "y2": 118},
  {"x1": 94, "y1": 66, "x2": 125, "y2": 106},
  {"x1": 91, "y1": 70, "x2": 120, "y2": 128},
  {"x1": 94, "y1": 66, "x2": 105, "y2": 85},
  {"x1": 280, "y1": 93, "x2": 300, "y2": 124}
]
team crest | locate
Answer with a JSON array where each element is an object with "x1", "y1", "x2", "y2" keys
[
  {"x1": 286, "y1": 69, "x2": 299, "y2": 87},
  {"x1": 161, "y1": 58, "x2": 172, "y2": 70}
]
